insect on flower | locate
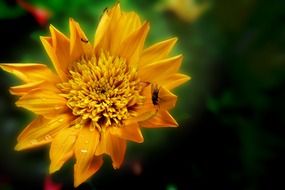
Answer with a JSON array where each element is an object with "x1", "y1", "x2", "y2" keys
[
  {"x1": 0, "y1": 3, "x2": 190, "y2": 187},
  {"x1": 80, "y1": 38, "x2": 89, "y2": 43},
  {"x1": 152, "y1": 84, "x2": 160, "y2": 106}
]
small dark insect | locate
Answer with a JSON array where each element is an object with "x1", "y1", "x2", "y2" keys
[
  {"x1": 81, "y1": 38, "x2": 88, "y2": 43},
  {"x1": 152, "y1": 86, "x2": 160, "y2": 106},
  {"x1": 99, "y1": 7, "x2": 109, "y2": 20},
  {"x1": 103, "y1": 7, "x2": 108, "y2": 13}
]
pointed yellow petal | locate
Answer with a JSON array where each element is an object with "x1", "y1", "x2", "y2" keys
[
  {"x1": 16, "y1": 88, "x2": 67, "y2": 117},
  {"x1": 9, "y1": 81, "x2": 45, "y2": 96},
  {"x1": 158, "y1": 87, "x2": 177, "y2": 110},
  {"x1": 74, "y1": 156, "x2": 103, "y2": 187},
  {"x1": 94, "y1": 10, "x2": 111, "y2": 51},
  {"x1": 108, "y1": 136, "x2": 126, "y2": 169},
  {"x1": 0, "y1": 63, "x2": 57, "y2": 83},
  {"x1": 161, "y1": 73, "x2": 191, "y2": 90},
  {"x1": 95, "y1": 131, "x2": 107, "y2": 156},
  {"x1": 49, "y1": 25, "x2": 71, "y2": 79},
  {"x1": 15, "y1": 114, "x2": 73, "y2": 150},
  {"x1": 109, "y1": 12, "x2": 142, "y2": 54},
  {"x1": 74, "y1": 126, "x2": 102, "y2": 187},
  {"x1": 140, "y1": 110, "x2": 178, "y2": 128},
  {"x1": 94, "y1": 3, "x2": 122, "y2": 52},
  {"x1": 69, "y1": 18, "x2": 92, "y2": 62},
  {"x1": 94, "y1": 4, "x2": 144, "y2": 57},
  {"x1": 141, "y1": 83, "x2": 155, "y2": 110},
  {"x1": 17, "y1": 116, "x2": 47, "y2": 141},
  {"x1": 40, "y1": 36, "x2": 62, "y2": 78},
  {"x1": 139, "y1": 37, "x2": 177, "y2": 66},
  {"x1": 10, "y1": 81, "x2": 58, "y2": 97},
  {"x1": 49, "y1": 127, "x2": 79, "y2": 173},
  {"x1": 117, "y1": 22, "x2": 150, "y2": 65},
  {"x1": 139, "y1": 55, "x2": 183, "y2": 82},
  {"x1": 95, "y1": 129, "x2": 126, "y2": 169},
  {"x1": 110, "y1": 121, "x2": 144, "y2": 143}
]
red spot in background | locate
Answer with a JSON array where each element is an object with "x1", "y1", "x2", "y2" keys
[
  {"x1": 44, "y1": 176, "x2": 62, "y2": 190},
  {"x1": 0, "y1": 175, "x2": 12, "y2": 190},
  {"x1": 16, "y1": 0, "x2": 52, "y2": 26},
  {"x1": 132, "y1": 160, "x2": 143, "y2": 176}
]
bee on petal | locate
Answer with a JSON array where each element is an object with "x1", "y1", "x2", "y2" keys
[{"x1": 151, "y1": 84, "x2": 160, "y2": 106}]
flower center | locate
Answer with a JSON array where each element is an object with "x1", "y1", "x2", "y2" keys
[{"x1": 58, "y1": 51, "x2": 143, "y2": 129}]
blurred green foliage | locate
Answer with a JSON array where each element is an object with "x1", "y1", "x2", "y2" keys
[{"x1": 0, "y1": 1, "x2": 23, "y2": 19}]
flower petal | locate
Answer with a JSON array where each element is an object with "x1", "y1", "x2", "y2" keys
[
  {"x1": 74, "y1": 126, "x2": 102, "y2": 187},
  {"x1": 94, "y1": 3, "x2": 122, "y2": 52},
  {"x1": 74, "y1": 156, "x2": 103, "y2": 187},
  {"x1": 16, "y1": 88, "x2": 67, "y2": 117},
  {"x1": 161, "y1": 73, "x2": 191, "y2": 90},
  {"x1": 15, "y1": 114, "x2": 73, "y2": 150},
  {"x1": 9, "y1": 81, "x2": 45, "y2": 96},
  {"x1": 49, "y1": 25, "x2": 71, "y2": 79},
  {"x1": 95, "y1": 4, "x2": 142, "y2": 54},
  {"x1": 138, "y1": 55, "x2": 183, "y2": 82},
  {"x1": 40, "y1": 36, "x2": 61, "y2": 75},
  {"x1": 109, "y1": 11, "x2": 142, "y2": 54},
  {"x1": 94, "y1": 9, "x2": 111, "y2": 51},
  {"x1": 95, "y1": 129, "x2": 126, "y2": 169},
  {"x1": 49, "y1": 127, "x2": 79, "y2": 174},
  {"x1": 69, "y1": 18, "x2": 93, "y2": 62},
  {"x1": 157, "y1": 87, "x2": 177, "y2": 110},
  {"x1": 117, "y1": 22, "x2": 150, "y2": 65},
  {"x1": 139, "y1": 37, "x2": 177, "y2": 66},
  {"x1": 108, "y1": 136, "x2": 126, "y2": 169},
  {"x1": 0, "y1": 63, "x2": 57, "y2": 83},
  {"x1": 140, "y1": 110, "x2": 178, "y2": 128},
  {"x1": 110, "y1": 121, "x2": 144, "y2": 143},
  {"x1": 134, "y1": 84, "x2": 157, "y2": 121}
]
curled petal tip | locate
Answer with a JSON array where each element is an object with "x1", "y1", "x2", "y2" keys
[
  {"x1": 185, "y1": 75, "x2": 191, "y2": 81},
  {"x1": 15, "y1": 144, "x2": 22, "y2": 151}
]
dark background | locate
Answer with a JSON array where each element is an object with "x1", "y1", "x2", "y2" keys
[{"x1": 1, "y1": 0, "x2": 285, "y2": 189}]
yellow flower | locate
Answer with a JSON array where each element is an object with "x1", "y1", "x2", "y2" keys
[
  {"x1": 0, "y1": 4, "x2": 190, "y2": 187},
  {"x1": 161, "y1": 0, "x2": 210, "y2": 22}
]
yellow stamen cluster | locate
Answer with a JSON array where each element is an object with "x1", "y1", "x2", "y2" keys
[{"x1": 58, "y1": 51, "x2": 143, "y2": 128}]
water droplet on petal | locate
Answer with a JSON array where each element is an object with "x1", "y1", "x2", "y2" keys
[
  {"x1": 74, "y1": 124, "x2": 81, "y2": 129},
  {"x1": 45, "y1": 135, "x2": 51, "y2": 140},
  {"x1": 54, "y1": 106, "x2": 61, "y2": 110},
  {"x1": 80, "y1": 149, "x2": 88, "y2": 153},
  {"x1": 85, "y1": 140, "x2": 89, "y2": 144},
  {"x1": 58, "y1": 118, "x2": 64, "y2": 122}
]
